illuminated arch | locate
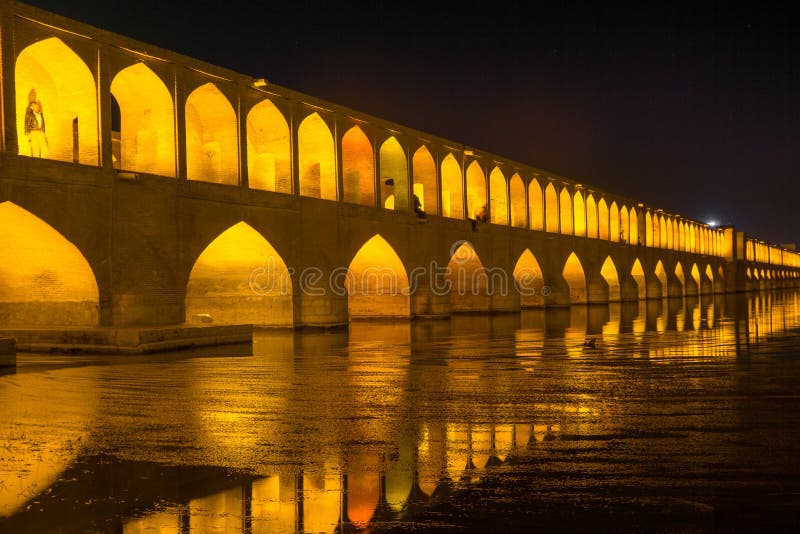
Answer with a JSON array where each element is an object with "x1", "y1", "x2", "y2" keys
[
  {"x1": 559, "y1": 188, "x2": 573, "y2": 235},
  {"x1": 110, "y1": 62, "x2": 175, "y2": 176},
  {"x1": 380, "y1": 137, "x2": 408, "y2": 210},
  {"x1": 447, "y1": 241, "x2": 488, "y2": 311},
  {"x1": 186, "y1": 222, "x2": 292, "y2": 326},
  {"x1": 545, "y1": 182, "x2": 559, "y2": 232},
  {"x1": 658, "y1": 216, "x2": 667, "y2": 248},
  {"x1": 573, "y1": 191, "x2": 586, "y2": 236},
  {"x1": 342, "y1": 126, "x2": 375, "y2": 206},
  {"x1": 15, "y1": 37, "x2": 98, "y2": 164},
  {"x1": 629, "y1": 209, "x2": 639, "y2": 246},
  {"x1": 347, "y1": 457, "x2": 380, "y2": 527},
  {"x1": 562, "y1": 252, "x2": 586, "y2": 303},
  {"x1": 246, "y1": 99, "x2": 291, "y2": 193},
  {"x1": 346, "y1": 234, "x2": 410, "y2": 318},
  {"x1": 598, "y1": 198, "x2": 609, "y2": 240},
  {"x1": 0, "y1": 202, "x2": 99, "y2": 326},
  {"x1": 489, "y1": 167, "x2": 509, "y2": 225},
  {"x1": 645, "y1": 212, "x2": 653, "y2": 247},
  {"x1": 510, "y1": 173, "x2": 526, "y2": 227},
  {"x1": 514, "y1": 249, "x2": 544, "y2": 307},
  {"x1": 600, "y1": 256, "x2": 621, "y2": 302},
  {"x1": 619, "y1": 205, "x2": 629, "y2": 244},
  {"x1": 705, "y1": 264, "x2": 715, "y2": 293},
  {"x1": 674, "y1": 262, "x2": 686, "y2": 297},
  {"x1": 655, "y1": 260, "x2": 667, "y2": 298},
  {"x1": 412, "y1": 145, "x2": 437, "y2": 213},
  {"x1": 609, "y1": 201, "x2": 620, "y2": 243},
  {"x1": 679, "y1": 221, "x2": 686, "y2": 251},
  {"x1": 185, "y1": 83, "x2": 238, "y2": 185},
  {"x1": 298, "y1": 112, "x2": 337, "y2": 200},
  {"x1": 466, "y1": 161, "x2": 486, "y2": 219},
  {"x1": 586, "y1": 194, "x2": 598, "y2": 238},
  {"x1": 631, "y1": 259, "x2": 646, "y2": 300},
  {"x1": 441, "y1": 153, "x2": 464, "y2": 218},
  {"x1": 689, "y1": 224, "x2": 697, "y2": 252},
  {"x1": 529, "y1": 179, "x2": 544, "y2": 230},
  {"x1": 690, "y1": 264, "x2": 702, "y2": 293}
]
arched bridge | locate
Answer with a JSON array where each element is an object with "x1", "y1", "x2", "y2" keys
[{"x1": 0, "y1": 1, "x2": 796, "y2": 330}]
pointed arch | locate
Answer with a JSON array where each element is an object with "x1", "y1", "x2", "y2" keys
[
  {"x1": 658, "y1": 216, "x2": 667, "y2": 248},
  {"x1": 609, "y1": 201, "x2": 620, "y2": 243},
  {"x1": 586, "y1": 194, "x2": 598, "y2": 238},
  {"x1": 655, "y1": 260, "x2": 667, "y2": 298},
  {"x1": 690, "y1": 264, "x2": 702, "y2": 293},
  {"x1": 514, "y1": 249, "x2": 544, "y2": 307},
  {"x1": 489, "y1": 167, "x2": 509, "y2": 225},
  {"x1": 678, "y1": 221, "x2": 686, "y2": 251},
  {"x1": 298, "y1": 112, "x2": 336, "y2": 200},
  {"x1": 110, "y1": 62, "x2": 175, "y2": 177},
  {"x1": 562, "y1": 252, "x2": 586, "y2": 303},
  {"x1": 16, "y1": 37, "x2": 98, "y2": 164},
  {"x1": 619, "y1": 205, "x2": 629, "y2": 244},
  {"x1": 510, "y1": 173, "x2": 526, "y2": 227},
  {"x1": 598, "y1": 198, "x2": 609, "y2": 240},
  {"x1": 441, "y1": 153, "x2": 464, "y2": 218},
  {"x1": 705, "y1": 264, "x2": 715, "y2": 294},
  {"x1": 0, "y1": 201, "x2": 99, "y2": 326},
  {"x1": 186, "y1": 83, "x2": 238, "y2": 185},
  {"x1": 380, "y1": 137, "x2": 408, "y2": 211},
  {"x1": 600, "y1": 256, "x2": 621, "y2": 302},
  {"x1": 447, "y1": 241, "x2": 488, "y2": 311},
  {"x1": 246, "y1": 99, "x2": 291, "y2": 193},
  {"x1": 559, "y1": 188, "x2": 573, "y2": 235},
  {"x1": 528, "y1": 179, "x2": 544, "y2": 230},
  {"x1": 186, "y1": 222, "x2": 292, "y2": 326},
  {"x1": 631, "y1": 259, "x2": 646, "y2": 300},
  {"x1": 546, "y1": 182, "x2": 559, "y2": 232},
  {"x1": 466, "y1": 161, "x2": 486, "y2": 219},
  {"x1": 645, "y1": 212, "x2": 654, "y2": 247},
  {"x1": 342, "y1": 125, "x2": 375, "y2": 206},
  {"x1": 412, "y1": 145, "x2": 437, "y2": 214},
  {"x1": 674, "y1": 262, "x2": 686, "y2": 297},
  {"x1": 347, "y1": 234, "x2": 410, "y2": 318},
  {"x1": 573, "y1": 191, "x2": 586, "y2": 236},
  {"x1": 629, "y1": 209, "x2": 639, "y2": 246}
]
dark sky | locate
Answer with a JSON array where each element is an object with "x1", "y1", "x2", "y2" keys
[{"x1": 24, "y1": 0, "x2": 800, "y2": 245}]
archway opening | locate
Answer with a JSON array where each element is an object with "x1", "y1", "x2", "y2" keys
[
  {"x1": 110, "y1": 62, "x2": 175, "y2": 177},
  {"x1": 600, "y1": 256, "x2": 621, "y2": 302},
  {"x1": 704, "y1": 265, "x2": 715, "y2": 294},
  {"x1": 559, "y1": 188, "x2": 573, "y2": 235},
  {"x1": 629, "y1": 209, "x2": 639, "y2": 246},
  {"x1": 619, "y1": 205, "x2": 629, "y2": 243},
  {"x1": 346, "y1": 235, "x2": 410, "y2": 319},
  {"x1": 529, "y1": 179, "x2": 544, "y2": 231},
  {"x1": 466, "y1": 161, "x2": 486, "y2": 219},
  {"x1": 586, "y1": 194, "x2": 598, "y2": 238},
  {"x1": 645, "y1": 212, "x2": 654, "y2": 247},
  {"x1": 247, "y1": 99, "x2": 291, "y2": 193},
  {"x1": 342, "y1": 126, "x2": 375, "y2": 206},
  {"x1": 185, "y1": 83, "x2": 238, "y2": 185},
  {"x1": 674, "y1": 262, "x2": 686, "y2": 297},
  {"x1": 545, "y1": 182, "x2": 559, "y2": 232},
  {"x1": 186, "y1": 222, "x2": 292, "y2": 326},
  {"x1": 598, "y1": 198, "x2": 609, "y2": 240},
  {"x1": 441, "y1": 154, "x2": 464, "y2": 218},
  {"x1": 510, "y1": 173, "x2": 525, "y2": 227},
  {"x1": 380, "y1": 137, "x2": 408, "y2": 211},
  {"x1": 631, "y1": 259, "x2": 646, "y2": 300},
  {"x1": 562, "y1": 252, "x2": 587, "y2": 304},
  {"x1": 610, "y1": 201, "x2": 620, "y2": 243},
  {"x1": 655, "y1": 260, "x2": 668, "y2": 298},
  {"x1": 573, "y1": 191, "x2": 586, "y2": 236},
  {"x1": 15, "y1": 37, "x2": 98, "y2": 164},
  {"x1": 489, "y1": 167, "x2": 508, "y2": 225},
  {"x1": 298, "y1": 112, "x2": 337, "y2": 200},
  {"x1": 514, "y1": 249, "x2": 544, "y2": 307},
  {"x1": 0, "y1": 202, "x2": 99, "y2": 326},
  {"x1": 413, "y1": 145, "x2": 437, "y2": 215},
  {"x1": 447, "y1": 242, "x2": 488, "y2": 311},
  {"x1": 691, "y1": 264, "x2": 702, "y2": 294}
]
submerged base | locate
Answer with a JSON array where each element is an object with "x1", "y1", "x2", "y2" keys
[
  {"x1": 0, "y1": 337, "x2": 15, "y2": 366},
  {"x1": 0, "y1": 325, "x2": 253, "y2": 354}
]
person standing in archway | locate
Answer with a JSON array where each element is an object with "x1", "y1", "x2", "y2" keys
[{"x1": 24, "y1": 100, "x2": 48, "y2": 158}]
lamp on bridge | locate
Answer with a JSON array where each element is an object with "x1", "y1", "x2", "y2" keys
[{"x1": 252, "y1": 78, "x2": 269, "y2": 88}]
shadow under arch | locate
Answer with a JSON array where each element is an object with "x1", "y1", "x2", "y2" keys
[
  {"x1": 447, "y1": 241, "x2": 489, "y2": 312},
  {"x1": 15, "y1": 36, "x2": 98, "y2": 164},
  {"x1": 346, "y1": 234, "x2": 410, "y2": 319},
  {"x1": 185, "y1": 222, "x2": 292, "y2": 326},
  {"x1": 246, "y1": 98, "x2": 291, "y2": 193},
  {"x1": 562, "y1": 252, "x2": 587, "y2": 304},
  {"x1": 185, "y1": 83, "x2": 238, "y2": 185},
  {"x1": 110, "y1": 62, "x2": 175, "y2": 176},
  {"x1": 0, "y1": 201, "x2": 99, "y2": 326},
  {"x1": 514, "y1": 249, "x2": 545, "y2": 307}
]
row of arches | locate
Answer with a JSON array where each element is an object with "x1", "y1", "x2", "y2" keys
[{"x1": 14, "y1": 36, "x2": 736, "y2": 260}]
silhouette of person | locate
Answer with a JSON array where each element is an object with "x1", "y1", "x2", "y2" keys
[
  {"x1": 476, "y1": 204, "x2": 489, "y2": 223},
  {"x1": 24, "y1": 100, "x2": 48, "y2": 158},
  {"x1": 413, "y1": 194, "x2": 427, "y2": 219}
]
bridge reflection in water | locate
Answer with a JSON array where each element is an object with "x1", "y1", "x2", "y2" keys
[{"x1": 2, "y1": 292, "x2": 800, "y2": 532}]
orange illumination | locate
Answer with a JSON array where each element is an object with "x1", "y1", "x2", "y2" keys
[
  {"x1": 645, "y1": 212, "x2": 654, "y2": 247},
  {"x1": 380, "y1": 137, "x2": 408, "y2": 210},
  {"x1": 598, "y1": 198, "x2": 610, "y2": 240},
  {"x1": 545, "y1": 182, "x2": 559, "y2": 232},
  {"x1": 186, "y1": 83, "x2": 238, "y2": 185},
  {"x1": 413, "y1": 145, "x2": 437, "y2": 213},
  {"x1": 631, "y1": 259, "x2": 646, "y2": 300},
  {"x1": 466, "y1": 161, "x2": 486, "y2": 219},
  {"x1": 609, "y1": 201, "x2": 620, "y2": 243},
  {"x1": 342, "y1": 126, "x2": 375, "y2": 206},
  {"x1": 600, "y1": 256, "x2": 621, "y2": 301},
  {"x1": 559, "y1": 188, "x2": 573, "y2": 235},
  {"x1": 510, "y1": 173, "x2": 526, "y2": 227},
  {"x1": 347, "y1": 453, "x2": 380, "y2": 527},
  {"x1": 529, "y1": 179, "x2": 544, "y2": 231},
  {"x1": 15, "y1": 37, "x2": 98, "y2": 164},
  {"x1": 110, "y1": 62, "x2": 175, "y2": 176},
  {"x1": 298, "y1": 112, "x2": 337, "y2": 200},
  {"x1": 441, "y1": 153, "x2": 464, "y2": 218},
  {"x1": 514, "y1": 249, "x2": 544, "y2": 307},
  {"x1": 655, "y1": 261, "x2": 667, "y2": 297},
  {"x1": 629, "y1": 208, "x2": 639, "y2": 246},
  {"x1": 562, "y1": 252, "x2": 586, "y2": 303},
  {"x1": 247, "y1": 99, "x2": 291, "y2": 193},
  {"x1": 189, "y1": 487, "x2": 243, "y2": 533},
  {"x1": 489, "y1": 167, "x2": 508, "y2": 225},
  {"x1": 586, "y1": 194, "x2": 598, "y2": 238},
  {"x1": 573, "y1": 191, "x2": 586, "y2": 236},
  {"x1": 448, "y1": 242, "x2": 488, "y2": 311},
  {"x1": 347, "y1": 234, "x2": 410, "y2": 318}
]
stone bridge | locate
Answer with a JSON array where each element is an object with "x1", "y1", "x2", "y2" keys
[{"x1": 0, "y1": 1, "x2": 796, "y2": 330}]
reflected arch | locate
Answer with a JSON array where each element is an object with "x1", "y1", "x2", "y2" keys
[
  {"x1": 185, "y1": 222, "x2": 293, "y2": 326},
  {"x1": 15, "y1": 37, "x2": 98, "y2": 164},
  {"x1": 380, "y1": 137, "x2": 408, "y2": 211},
  {"x1": 185, "y1": 83, "x2": 238, "y2": 185},
  {"x1": 0, "y1": 201, "x2": 99, "y2": 326},
  {"x1": 246, "y1": 99, "x2": 291, "y2": 193},
  {"x1": 514, "y1": 249, "x2": 544, "y2": 307},
  {"x1": 346, "y1": 234, "x2": 410, "y2": 319},
  {"x1": 298, "y1": 112, "x2": 337, "y2": 200},
  {"x1": 342, "y1": 125, "x2": 375, "y2": 206}
]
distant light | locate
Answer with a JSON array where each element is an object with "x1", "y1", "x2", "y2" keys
[
  {"x1": 707, "y1": 220, "x2": 718, "y2": 228},
  {"x1": 252, "y1": 78, "x2": 268, "y2": 88},
  {"x1": 464, "y1": 149, "x2": 474, "y2": 156}
]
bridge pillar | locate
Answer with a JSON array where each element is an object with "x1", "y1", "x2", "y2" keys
[
  {"x1": 411, "y1": 286, "x2": 451, "y2": 318},
  {"x1": 587, "y1": 271, "x2": 610, "y2": 304},
  {"x1": 666, "y1": 271, "x2": 685, "y2": 299},
  {"x1": 296, "y1": 291, "x2": 348, "y2": 328},
  {"x1": 620, "y1": 275, "x2": 639, "y2": 302}
]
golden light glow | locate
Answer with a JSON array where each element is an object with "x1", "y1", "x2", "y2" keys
[
  {"x1": 545, "y1": 182, "x2": 559, "y2": 232},
  {"x1": 600, "y1": 256, "x2": 621, "y2": 301},
  {"x1": 0, "y1": 201, "x2": 98, "y2": 326},
  {"x1": 413, "y1": 145, "x2": 437, "y2": 213},
  {"x1": 599, "y1": 198, "x2": 610, "y2": 240},
  {"x1": 186, "y1": 83, "x2": 238, "y2": 185},
  {"x1": 489, "y1": 167, "x2": 508, "y2": 225},
  {"x1": 619, "y1": 205, "x2": 629, "y2": 243},
  {"x1": 510, "y1": 173, "x2": 526, "y2": 227},
  {"x1": 559, "y1": 188, "x2": 573, "y2": 235},
  {"x1": 631, "y1": 259, "x2": 646, "y2": 300},
  {"x1": 691, "y1": 263, "x2": 701, "y2": 290},
  {"x1": 380, "y1": 137, "x2": 408, "y2": 210},
  {"x1": 347, "y1": 453, "x2": 380, "y2": 527},
  {"x1": 529, "y1": 179, "x2": 544, "y2": 231},
  {"x1": 16, "y1": 37, "x2": 98, "y2": 164},
  {"x1": 185, "y1": 222, "x2": 292, "y2": 326},
  {"x1": 562, "y1": 252, "x2": 587, "y2": 303},
  {"x1": 573, "y1": 191, "x2": 586, "y2": 236},
  {"x1": 514, "y1": 249, "x2": 544, "y2": 307},
  {"x1": 110, "y1": 62, "x2": 175, "y2": 176},
  {"x1": 609, "y1": 201, "x2": 620, "y2": 243},
  {"x1": 675, "y1": 262, "x2": 686, "y2": 297},
  {"x1": 298, "y1": 112, "x2": 337, "y2": 200},
  {"x1": 629, "y1": 208, "x2": 639, "y2": 246},
  {"x1": 342, "y1": 125, "x2": 375, "y2": 206},
  {"x1": 466, "y1": 161, "x2": 486, "y2": 219},
  {"x1": 347, "y1": 234, "x2": 410, "y2": 318},
  {"x1": 189, "y1": 487, "x2": 243, "y2": 532},
  {"x1": 655, "y1": 260, "x2": 667, "y2": 298},
  {"x1": 586, "y1": 194, "x2": 598, "y2": 238},
  {"x1": 247, "y1": 99, "x2": 291, "y2": 193},
  {"x1": 448, "y1": 242, "x2": 488, "y2": 311},
  {"x1": 251, "y1": 476, "x2": 296, "y2": 533},
  {"x1": 303, "y1": 467, "x2": 342, "y2": 534},
  {"x1": 441, "y1": 153, "x2": 464, "y2": 218}
]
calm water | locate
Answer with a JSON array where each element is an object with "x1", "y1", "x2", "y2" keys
[{"x1": 2, "y1": 292, "x2": 800, "y2": 532}]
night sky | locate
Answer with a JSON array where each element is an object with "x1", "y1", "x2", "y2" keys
[{"x1": 23, "y1": 0, "x2": 800, "y2": 245}]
